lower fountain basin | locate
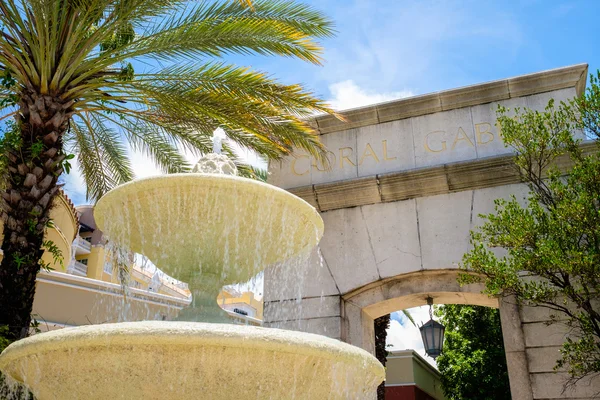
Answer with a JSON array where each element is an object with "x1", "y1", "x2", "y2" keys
[{"x1": 0, "y1": 321, "x2": 384, "y2": 399}]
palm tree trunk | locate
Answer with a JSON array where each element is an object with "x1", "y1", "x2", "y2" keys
[
  {"x1": 374, "y1": 314, "x2": 390, "y2": 400},
  {"x1": 0, "y1": 92, "x2": 70, "y2": 344}
]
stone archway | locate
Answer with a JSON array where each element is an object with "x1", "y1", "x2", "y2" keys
[
  {"x1": 264, "y1": 65, "x2": 596, "y2": 399},
  {"x1": 340, "y1": 269, "x2": 531, "y2": 400}
]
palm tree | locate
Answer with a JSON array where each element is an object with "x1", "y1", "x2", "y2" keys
[{"x1": 0, "y1": 0, "x2": 334, "y2": 345}]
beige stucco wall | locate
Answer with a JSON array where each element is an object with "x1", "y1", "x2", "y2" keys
[
  {"x1": 412, "y1": 358, "x2": 445, "y2": 399},
  {"x1": 385, "y1": 355, "x2": 413, "y2": 384},
  {"x1": 85, "y1": 246, "x2": 106, "y2": 280},
  {"x1": 33, "y1": 271, "x2": 188, "y2": 329}
]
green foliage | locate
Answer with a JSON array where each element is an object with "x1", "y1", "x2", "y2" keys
[
  {"x1": 0, "y1": 69, "x2": 15, "y2": 89},
  {"x1": 374, "y1": 314, "x2": 390, "y2": 400},
  {"x1": 118, "y1": 62, "x2": 134, "y2": 82},
  {"x1": 0, "y1": 325, "x2": 10, "y2": 353},
  {"x1": 24, "y1": 218, "x2": 36, "y2": 233},
  {"x1": 0, "y1": 121, "x2": 22, "y2": 154},
  {"x1": 435, "y1": 305, "x2": 511, "y2": 400},
  {"x1": 59, "y1": 153, "x2": 75, "y2": 175},
  {"x1": 40, "y1": 239, "x2": 63, "y2": 272},
  {"x1": 29, "y1": 140, "x2": 43, "y2": 159},
  {"x1": 0, "y1": 69, "x2": 17, "y2": 108},
  {"x1": 0, "y1": 121, "x2": 22, "y2": 185},
  {"x1": 11, "y1": 253, "x2": 28, "y2": 270},
  {"x1": 460, "y1": 71, "x2": 600, "y2": 382}
]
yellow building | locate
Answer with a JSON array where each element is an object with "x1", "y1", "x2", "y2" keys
[
  {"x1": 218, "y1": 288, "x2": 263, "y2": 325},
  {"x1": 385, "y1": 350, "x2": 446, "y2": 400},
  {"x1": 1, "y1": 192, "x2": 262, "y2": 331}
]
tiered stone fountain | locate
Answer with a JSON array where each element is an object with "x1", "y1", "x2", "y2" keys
[{"x1": 0, "y1": 151, "x2": 384, "y2": 399}]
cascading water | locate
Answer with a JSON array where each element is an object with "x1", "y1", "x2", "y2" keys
[{"x1": 0, "y1": 151, "x2": 384, "y2": 399}]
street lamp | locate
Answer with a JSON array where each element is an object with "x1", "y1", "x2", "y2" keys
[{"x1": 419, "y1": 297, "x2": 445, "y2": 359}]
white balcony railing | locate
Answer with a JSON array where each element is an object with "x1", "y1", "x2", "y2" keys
[
  {"x1": 67, "y1": 260, "x2": 88, "y2": 277},
  {"x1": 73, "y1": 236, "x2": 92, "y2": 254}
]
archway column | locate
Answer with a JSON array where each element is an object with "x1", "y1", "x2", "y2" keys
[
  {"x1": 499, "y1": 295, "x2": 534, "y2": 400},
  {"x1": 341, "y1": 300, "x2": 375, "y2": 355}
]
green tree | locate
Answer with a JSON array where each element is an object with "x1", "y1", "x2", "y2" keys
[
  {"x1": 374, "y1": 314, "x2": 389, "y2": 400},
  {"x1": 435, "y1": 304, "x2": 511, "y2": 400},
  {"x1": 461, "y1": 72, "x2": 600, "y2": 382},
  {"x1": 0, "y1": 0, "x2": 335, "y2": 346}
]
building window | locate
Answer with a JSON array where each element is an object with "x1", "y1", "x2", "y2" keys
[
  {"x1": 233, "y1": 308, "x2": 248, "y2": 316},
  {"x1": 79, "y1": 258, "x2": 88, "y2": 265},
  {"x1": 83, "y1": 236, "x2": 92, "y2": 243},
  {"x1": 103, "y1": 262, "x2": 113, "y2": 274}
]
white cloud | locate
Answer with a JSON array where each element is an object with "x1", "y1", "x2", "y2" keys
[
  {"x1": 315, "y1": 1, "x2": 524, "y2": 97},
  {"x1": 387, "y1": 306, "x2": 437, "y2": 369},
  {"x1": 127, "y1": 148, "x2": 164, "y2": 178},
  {"x1": 327, "y1": 80, "x2": 413, "y2": 111}
]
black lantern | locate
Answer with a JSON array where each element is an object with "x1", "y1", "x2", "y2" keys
[{"x1": 419, "y1": 297, "x2": 445, "y2": 359}]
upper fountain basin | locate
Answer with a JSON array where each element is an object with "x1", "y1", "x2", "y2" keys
[{"x1": 94, "y1": 174, "x2": 324, "y2": 285}]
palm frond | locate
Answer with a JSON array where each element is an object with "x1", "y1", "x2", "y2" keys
[
  {"x1": 98, "y1": 112, "x2": 194, "y2": 174},
  {"x1": 70, "y1": 112, "x2": 134, "y2": 199},
  {"x1": 71, "y1": 0, "x2": 333, "y2": 86},
  {"x1": 101, "y1": 63, "x2": 332, "y2": 162},
  {"x1": 402, "y1": 310, "x2": 416, "y2": 327},
  {"x1": 0, "y1": 0, "x2": 335, "y2": 200}
]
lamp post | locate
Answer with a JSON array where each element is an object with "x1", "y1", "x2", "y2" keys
[{"x1": 419, "y1": 297, "x2": 445, "y2": 359}]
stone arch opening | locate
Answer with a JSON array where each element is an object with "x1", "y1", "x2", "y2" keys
[
  {"x1": 339, "y1": 269, "x2": 533, "y2": 400},
  {"x1": 343, "y1": 269, "x2": 497, "y2": 321}
]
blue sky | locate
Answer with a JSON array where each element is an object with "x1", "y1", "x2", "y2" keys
[{"x1": 240, "y1": 0, "x2": 599, "y2": 104}]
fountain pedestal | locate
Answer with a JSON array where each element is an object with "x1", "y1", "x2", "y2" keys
[{"x1": 176, "y1": 271, "x2": 230, "y2": 323}]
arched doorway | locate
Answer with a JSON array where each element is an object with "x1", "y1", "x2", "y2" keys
[{"x1": 340, "y1": 269, "x2": 531, "y2": 400}]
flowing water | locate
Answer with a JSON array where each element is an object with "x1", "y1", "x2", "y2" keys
[{"x1": 0, "y1": 154, "x2": 384, "y2": 399}]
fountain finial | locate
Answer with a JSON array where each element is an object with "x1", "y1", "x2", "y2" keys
[
  {"x1": 192, "y1": 131, "x2": 237, "y2": 175},
  {"x1": 192, "y1": 153, "x2": 238, "y2": 175}
]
